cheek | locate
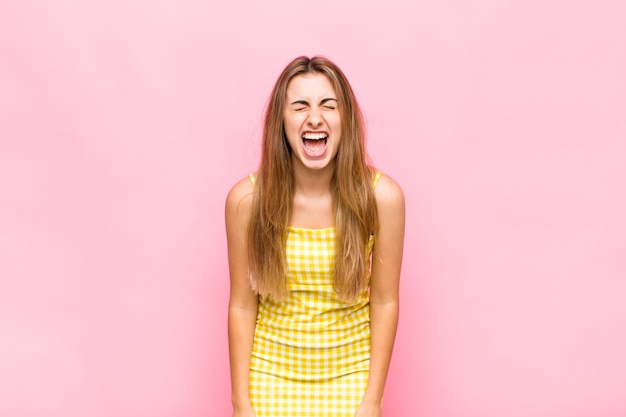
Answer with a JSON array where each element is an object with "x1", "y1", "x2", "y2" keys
[
  {"x1": 284, "y1": 114, "x2": 303, "y2": 130},
  {"x1": 333, "y1": 118, "x2": 343, "y2": 135},
  {"x1": 284, "y1": 120, "x2": 299, "y2": 137}
]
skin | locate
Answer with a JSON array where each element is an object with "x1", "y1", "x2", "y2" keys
[
  {"x1": 226, "y1": 178, "x2": 257, "y2": 417},
  {"x1": 355, "y1": 173, "x2": 404, "y2": 417},
  {"x1": 283, "y1": 72, "x2": 342, "y2": 182},
  {"x1": 226, "y1": 72, "x2": 405, "y2": 417}
]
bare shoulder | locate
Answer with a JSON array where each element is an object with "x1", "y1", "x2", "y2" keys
[
  {"x1": 374, "y1": 172, "x2": 405, "y2": 215},
  {"x1": 225, "y1": 175, "x2": 255, "y2": 223}
]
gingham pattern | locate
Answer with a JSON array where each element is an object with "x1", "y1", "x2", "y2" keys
[
  {"x1": 250, "y1": 369, "x2": 368, "y2": 417},
  {"x1": 249, "y1": 172, "x2": 380, "y2": 416},
  {"x1": 250, "y1": 228, "x2": 374, "y2": 416}
]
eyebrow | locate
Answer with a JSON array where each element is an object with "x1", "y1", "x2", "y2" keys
[{"x1": 289, "y1": 98, "x2": 338, "y2": 106}]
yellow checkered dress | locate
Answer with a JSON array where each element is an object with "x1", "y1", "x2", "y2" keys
[{"x1": 248, "y1": 173, "x2": 380, "y2": 416}]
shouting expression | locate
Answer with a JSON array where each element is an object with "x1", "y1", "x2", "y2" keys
[{"x1": 283, "y1": 73, "x2": 342, "y2": 173}]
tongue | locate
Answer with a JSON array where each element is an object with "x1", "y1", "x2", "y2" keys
[{"x1": 303, "y1": 139, "x2": 326, "y2": 157}]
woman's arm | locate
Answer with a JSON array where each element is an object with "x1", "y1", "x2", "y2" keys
[
  {"x1": 357, "y1": 174, "x2": 405, "y2": 417},
  {"x1": 225, "y1": 178, "x2": 258, "y2": 416}
]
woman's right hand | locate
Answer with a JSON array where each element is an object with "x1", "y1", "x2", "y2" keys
[{"x1": 232, "y1": 406, "x2": 256, "y2": 417}]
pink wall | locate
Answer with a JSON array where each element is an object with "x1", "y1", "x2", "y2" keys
[{"x1": 1, "y1": 1, "x2": 625, "y2": 416}]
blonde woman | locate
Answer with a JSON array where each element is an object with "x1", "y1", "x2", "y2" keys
[{"x1": 226, "y1": 56, "x2": 405, "y2": 417}]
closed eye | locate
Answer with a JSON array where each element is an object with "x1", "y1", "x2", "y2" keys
[
  {"x1": 291, "y1": 100, "x2": 309, "y2": 111},
  {"x1": 320, "y1": 98, "x2": 338, "y2": 110}
]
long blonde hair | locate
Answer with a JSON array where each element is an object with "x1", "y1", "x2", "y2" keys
[{"x1": 248, "y1": 56, "x2": 378, "y2": 302}]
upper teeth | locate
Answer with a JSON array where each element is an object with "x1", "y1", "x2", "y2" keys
[{"x1": 303, "y1": 133, "x2": 327, "y2": 140}]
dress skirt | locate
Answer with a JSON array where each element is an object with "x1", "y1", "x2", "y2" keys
[{"x1": 250, "y1": 369, "x2": 368, "y2": 417}]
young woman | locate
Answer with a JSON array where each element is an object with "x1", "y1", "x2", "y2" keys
[{"x1": 226, "y1": 56, "x2": 405, "y2": 417}]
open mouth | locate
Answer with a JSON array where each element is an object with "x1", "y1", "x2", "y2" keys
[{"x1": 302, "y1": 132, "x2": 328, "y2": 156}]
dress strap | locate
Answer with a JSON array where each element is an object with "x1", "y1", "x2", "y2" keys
[
  {"x1": 249, "y1": 173, "x2": 256, "y2": 186},
  {"x1": 373, "y1": 171, "x2": 382, "y2": 187}
]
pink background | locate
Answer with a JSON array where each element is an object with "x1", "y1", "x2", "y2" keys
[{"x1": 1, "y1": 1, "x2": 625, "y2": 416}]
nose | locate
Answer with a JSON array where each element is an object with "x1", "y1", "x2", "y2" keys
[{"x1": 307, "y1": 107, "x2": 322, "y2": 128}]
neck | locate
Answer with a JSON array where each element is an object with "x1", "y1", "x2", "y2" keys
[{"x1": 292, "y1": 161, "x2": 335, "y2": 198}]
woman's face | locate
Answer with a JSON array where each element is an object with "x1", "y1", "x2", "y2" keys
[{"x1": 283, "y1": 72, "x2": 342, "y2": 173}]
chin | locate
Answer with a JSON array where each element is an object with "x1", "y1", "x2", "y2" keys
[{"x1": 299, "y1": 157, "x2": 335, "y2": 171}]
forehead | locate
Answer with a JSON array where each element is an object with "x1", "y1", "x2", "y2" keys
[{"x1": 286, "y1": 73, "x2": 337, "y2": 99}]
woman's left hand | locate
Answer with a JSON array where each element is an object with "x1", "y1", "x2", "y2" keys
[{"x1": 354, "y1": 401, "x2": 382, "y2": 417}]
